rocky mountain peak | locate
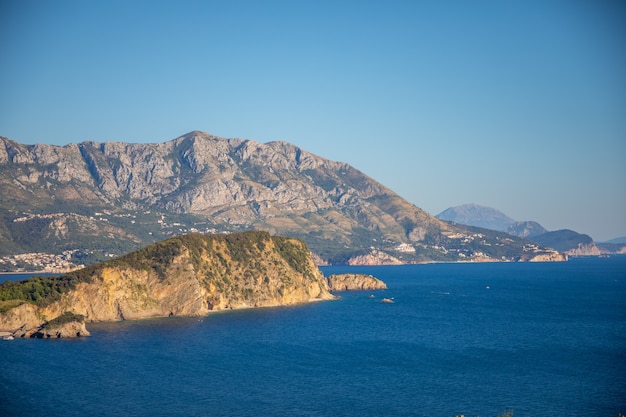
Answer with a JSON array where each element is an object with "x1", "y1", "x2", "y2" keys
[{"x1": 436, "y1": 203, "x2": 515, "y2": 231}]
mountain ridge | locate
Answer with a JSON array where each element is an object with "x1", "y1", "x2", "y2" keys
[{"x1": 0, "y1": 131, "x2": 562, "y2": 266}]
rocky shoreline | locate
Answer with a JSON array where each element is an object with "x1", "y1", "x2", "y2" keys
[{"x1": 1, "y1": 271, "x2": 388, "y2": 339}]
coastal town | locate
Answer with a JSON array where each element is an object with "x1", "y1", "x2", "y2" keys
[{"x1": 0, "y1": 250, "x2": 85, "y2": 273}]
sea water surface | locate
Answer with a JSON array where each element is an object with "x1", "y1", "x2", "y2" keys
[{"x1": 1, "y1": 257, "x2": 625, "y2": 416}]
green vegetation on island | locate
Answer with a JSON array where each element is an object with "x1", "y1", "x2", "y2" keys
[{"x1": 0, "y1": 274, "x2": 83, "y2": 307}]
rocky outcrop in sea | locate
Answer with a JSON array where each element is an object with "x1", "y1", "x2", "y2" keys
[{"x1": 326, "y1": 273, "x2": 388, "y2": 291}]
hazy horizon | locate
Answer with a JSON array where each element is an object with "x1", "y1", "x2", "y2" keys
[{"x1": 1, "y1": 0, "x2": 624, "y2": 241}]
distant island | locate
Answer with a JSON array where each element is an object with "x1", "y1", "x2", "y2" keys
[{"x1": 0, "y1": 231, "x2": 387, "y2": 338}]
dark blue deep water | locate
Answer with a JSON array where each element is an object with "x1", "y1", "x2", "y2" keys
[{"x1": 1, "y1": 257, "x2": 625, "y2": 416}]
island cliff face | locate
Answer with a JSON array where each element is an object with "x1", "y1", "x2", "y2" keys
[{"x1": 0, "y1": 231, "x2": 335, "y2": 337}]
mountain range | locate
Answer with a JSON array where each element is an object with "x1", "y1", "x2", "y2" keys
[
  {"x1": 436, "y1": 204, "x2": 625, "y2": 256},
  {"x1": 0, "y1": 131, "x2": 563, "y2": 269}
]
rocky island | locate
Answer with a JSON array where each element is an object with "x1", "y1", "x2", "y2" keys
[
  {"x1": 327, "y1": 273, "x2": 387, "y2": 291},
  {"x1": 0, "y1": 231, "x2": 387, "y2": 338}
]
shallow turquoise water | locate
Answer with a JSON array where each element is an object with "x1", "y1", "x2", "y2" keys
[{"x1": 1, "y1": 257, "x2": 625, "y2": 416}]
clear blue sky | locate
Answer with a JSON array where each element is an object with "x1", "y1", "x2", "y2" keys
[{"x1": 1, "y1": 0, "x2": 625, "y2": 241}]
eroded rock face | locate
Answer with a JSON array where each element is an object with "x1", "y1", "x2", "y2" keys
[
  {"x1": 326, "y1": 273, "x2": 387, "y2": 291},
  {"x1": 0, "y1": 132, "x2": 393, "y2": 221},
  {"x1": 565, "y1": 243, "x2": 601, "y2": 257},
  {"x1": 0, "y1": 303, "x2": 42, "y2": 335},
  {"x1": 0, "y1": 232, "x2": 335, "y2": 338},
  {"x1": 526, "y1": 253, "x2": 569, "y2": 262}
]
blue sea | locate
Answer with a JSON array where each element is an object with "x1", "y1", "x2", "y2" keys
[{"x1": 1, "y1": 257, "x2": 625, "y2": 417}]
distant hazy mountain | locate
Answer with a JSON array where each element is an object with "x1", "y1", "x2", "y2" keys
[
  {"x1": 604, "y1": 236, "x2": 626, "y2": 244},
  {"x1": 436, "y1": 204, "x2": 626, "y2": 256},
  {"x1": 505, "y1": 221, "x2": 548, "y2": 239},
  {"x1": 0, "y1": 131, "x2": 561, "y2": 268},
  {"x1": 436, "y1": 204, "x2": 515, "y2": 231}
]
